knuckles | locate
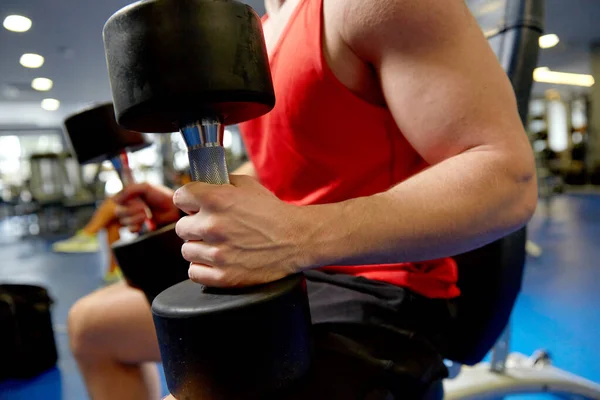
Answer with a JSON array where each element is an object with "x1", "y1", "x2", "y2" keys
[
  {"x1": 211, "y1": 246, "x2": 229, "y2": 266},
  {"x1": 174, "y1": 184, "x2": 233, "y2": 212},
  {"x1": 175, "y1": 214, "x2": 227, "y2": 241},
  {"x1": 180, "y1": 241, "x2": 229, "y2": 267},
  {"x1": 180, "y1": 242, "x2": 194, "y2": 262},
  {"x1": 203, "y1": 216, "x2": 226, "y2": 240}
]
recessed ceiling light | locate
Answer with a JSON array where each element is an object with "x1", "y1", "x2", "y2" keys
[
  {"x1": 41, "y1": 98, "x2": 60, "y2": 111},
  {"x1": 32, "y1": 77, "x2": 53, "y2": 91},
  {"x1": 20, "y1": 53, "x2": 44, "y2": 68},
  {"x1": 3, "y1": 15, "x2": 32, "y2": 32},
  {"x1": 539, "y1": 34, "x2": 560, "y2": 49}
]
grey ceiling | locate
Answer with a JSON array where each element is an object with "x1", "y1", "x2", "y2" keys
[{"x1": 0, "y1": 0, "x2": 598, "y2": 130}]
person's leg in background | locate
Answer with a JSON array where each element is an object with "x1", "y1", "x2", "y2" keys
[
  {"x1": 81, "y1": 196, "x2": 119, "y2": 235},
  {"x1": 53, "y1": 196, "x2": 125, "y2": 282},
  {"x1": 68, "y1": 282, "x2": 162, "y2": 400},
  {"x1": 104, "y1": 221, "x2": 123, "y2": 282},
  {"x1": 53, "y1": 197, "x2": 118, "y2": 253}
]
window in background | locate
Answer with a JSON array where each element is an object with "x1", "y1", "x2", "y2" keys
[
  {"x1": 101, "y1": 165, "x2": 123, "y2": 195},
  {"x1": 19, "y1": 134, "x2": 64, "y2": 157},
  {"x1": 172, "y1": 132, "x2": 189, "y2": 171},
  {"x1": 17, "y1": 134, "x2": 65, "y2": 183},
  {"x1": 547, "y1": 100, "x2": 569, "y2": 152},
  {"x1": 0, "y1": 136, "x2": 22, "y2": 184},
  {"x1": 102, "y1": 134, "x2": 164, "y2": 195},
  {"x1": 0, "y1": 131, "x2": 65, "y2": 188},
  {"x1": 571, "y1": 98, "x2": 587, "y2": 130}
]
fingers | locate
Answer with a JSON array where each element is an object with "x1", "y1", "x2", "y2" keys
[
  {"x1": 182, "y1": 242, "x2": 234, "y2": 287},
  {"x1": 187, "y1": 262, "x2": 286, "y2": 288},
  {"x1": 115, "y1": 200, "x2": 147, "y2": 228},
  {"x1": 188, "y1": 264, "x2": 229, "y2": 287},
  {"x1": 123, "y1": 213, "x2": 146, "y2": 227},
  {"x1": 115, "y1": 201, "x2": 144, "y2": 219},
  {"x1": 181, "y1": 241, "x2": 222, "y2": 265},
  {"x1": 113, "y1": 183, "x2": 151, "y2": 205},
  {"x1": 128, "y1": 224, "x2": 142, "y2": 233},
  {"x1": 173, "y1": 182, "x2": 233, "y2": 215},
  {"x1": 176, "y1": 214, "x2": 225, "y2": 242}
]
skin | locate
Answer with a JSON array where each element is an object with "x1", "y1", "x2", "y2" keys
[
  {"x1": 76, "y1": 0, "x2": 538, "y2": 398},
  {"x1": 121, "y1": 0, "x2": 537, "y2": 289},
  {"x1": 68, "y1": 282, "x2": 162, "y2": 400}
]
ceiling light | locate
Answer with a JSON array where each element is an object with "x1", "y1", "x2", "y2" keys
[
  {"x1": 41, "y1": 98, "x2": 60, "y2": 111},
  {"x1": 20, "y1": 53, "x2": 44, "y2": 68},
  {"x1": 534, "y1": 67, "x2": 595, "y2": 87},
  {"x1": 3, "y1": 15, "x2": 32, "y2": 32},
  {"x1": 32, "y1": 77, "x2": 53, "y2": 91},
  {"x1": 539, "y1": 34, "x2": 559, "y2": 49}
]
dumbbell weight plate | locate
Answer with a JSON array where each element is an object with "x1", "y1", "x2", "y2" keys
[
  {"x1": 63, "y1": 103, "x2": 151, "y2": 165},
  {"x1": 152, "y1": 274, "x2": 312, "y2": 399},
  {"x1": 103, "y1": 0, "x2": 275, "y2": 133},
  {"x1": 112, "y1": 224, "x2": 190, "y2": 303},
  {"x1": 104, "y1": 1, "x2": 310, "y2": 398}
]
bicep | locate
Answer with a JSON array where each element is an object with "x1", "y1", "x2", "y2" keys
[{"x1": 346, "y1": 0, "x2": 526, "y2": 165}]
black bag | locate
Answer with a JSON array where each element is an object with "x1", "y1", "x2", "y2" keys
[{"x1": 0, "y1": 284, "x2": 58, "y2": 381}]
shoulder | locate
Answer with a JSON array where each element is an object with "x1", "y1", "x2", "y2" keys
[{"x1": 333, "y1": 0, "x2": 476, "y2": 61}]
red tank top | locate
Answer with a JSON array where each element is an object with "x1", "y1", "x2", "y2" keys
[{"x1": 238, "y1": 0, "x2": 459, "y2": 299}]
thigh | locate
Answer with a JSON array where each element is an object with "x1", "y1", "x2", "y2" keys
[
  {"x1": 281, "y1": 326, "x2": 445, "y2": 400},
  {"x1": 286, "y1": 271, "x2": 452, "y2": 400},
  {"x1": 70, "y1": 282, "x2": 161, "y2": 363}
]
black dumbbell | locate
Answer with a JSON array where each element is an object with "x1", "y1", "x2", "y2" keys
[
  {"x1": 63, "y1": 103, "x2": 190, "y2": 303},
  {"x1": 103, "y1": 1, "x2": 313, "y2": 398}
]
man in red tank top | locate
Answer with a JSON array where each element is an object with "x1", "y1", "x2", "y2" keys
[{"x1": 68, "y1": 0, "x2": 537, "y2": 398}]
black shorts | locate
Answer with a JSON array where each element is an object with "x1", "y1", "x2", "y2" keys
[{"x1": 279, "y1": 270, "x2": 457, "y2": 400}]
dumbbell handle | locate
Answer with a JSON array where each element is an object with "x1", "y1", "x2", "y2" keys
[
  {"x1": 188, "y1": 146, "x2": 230, "y2": 185},
  {"x1": 110, "y1": 152, "x2": 156, "y2": 234},
  {"x1": 181, "y1": 119, "x2": 230, "y2": 185}
]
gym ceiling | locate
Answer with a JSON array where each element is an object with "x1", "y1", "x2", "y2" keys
[{"x1": 0, "y1": 0, "x2": 598, "y2": 131}]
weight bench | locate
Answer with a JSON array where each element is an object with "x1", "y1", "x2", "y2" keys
[
  {"x1": 442, "y1": 1, "x2": 600, "y2": 398},
  {"x1": 27, "y1": 153, "x2": 71, "y2": 234}
]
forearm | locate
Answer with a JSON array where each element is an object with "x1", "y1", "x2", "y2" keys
[{"x1": 305, "y1": 148, "x2": 537, "y2": 267}]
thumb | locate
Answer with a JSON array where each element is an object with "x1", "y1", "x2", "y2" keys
[{"x1": 113, "y1": 183, "x2": 151, "y2": 205}]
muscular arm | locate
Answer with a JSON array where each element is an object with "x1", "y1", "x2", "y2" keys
[{"x1": 305, "y1": 0, "x2": 537, "y2": 266}]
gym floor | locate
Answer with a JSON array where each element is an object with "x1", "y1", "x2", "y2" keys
[{"x1": 0, "y1": 193, "x2": 598, "y2": 400}]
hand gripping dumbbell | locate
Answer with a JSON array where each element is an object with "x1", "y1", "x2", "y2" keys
[
  {"x1": 63, "y1": 103, "x2": 190, "y2": 303},
  {"x1": 103, "y1": 1, "x2": 312, "y2": 398}
]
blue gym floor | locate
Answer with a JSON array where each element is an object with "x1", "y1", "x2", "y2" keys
[{"x1": 0, "y1": 193, "x2": 599, "y2": 399}]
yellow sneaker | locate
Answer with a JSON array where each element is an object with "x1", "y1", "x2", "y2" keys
[
  {"x1": 104, "y1": 267, "x2": 123, "y2": 284},
  {"x1": 52, "y1": 231, "x2": 100, "y2": 253}
]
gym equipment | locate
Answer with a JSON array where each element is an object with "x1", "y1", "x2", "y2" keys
[
  {"x1": 27, "y1": 152, "x2": 72, "y2": 234},
  {"x1": 63, "y1": 103, "x2": 190, "y2": 302},
  {"x1": 103, "y1": 1, "x2": 311, "y2": 399},
  {"x1": 0, "y1": 284, "x2": 57, "y2": 381},
  {"x1": 26, "y1": 152, "x2": 98, "y2": 235},
  {"x1": 443, "y1": 1, "x2": 600, "y2": 398}
]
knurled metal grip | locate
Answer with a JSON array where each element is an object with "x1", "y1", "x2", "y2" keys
[
  {"x1": 180, "y1": 119, "x2": 230, "y2": 185},
  {"x1": 188, "y1": 146, "x2": 230, "y2": 185}
]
